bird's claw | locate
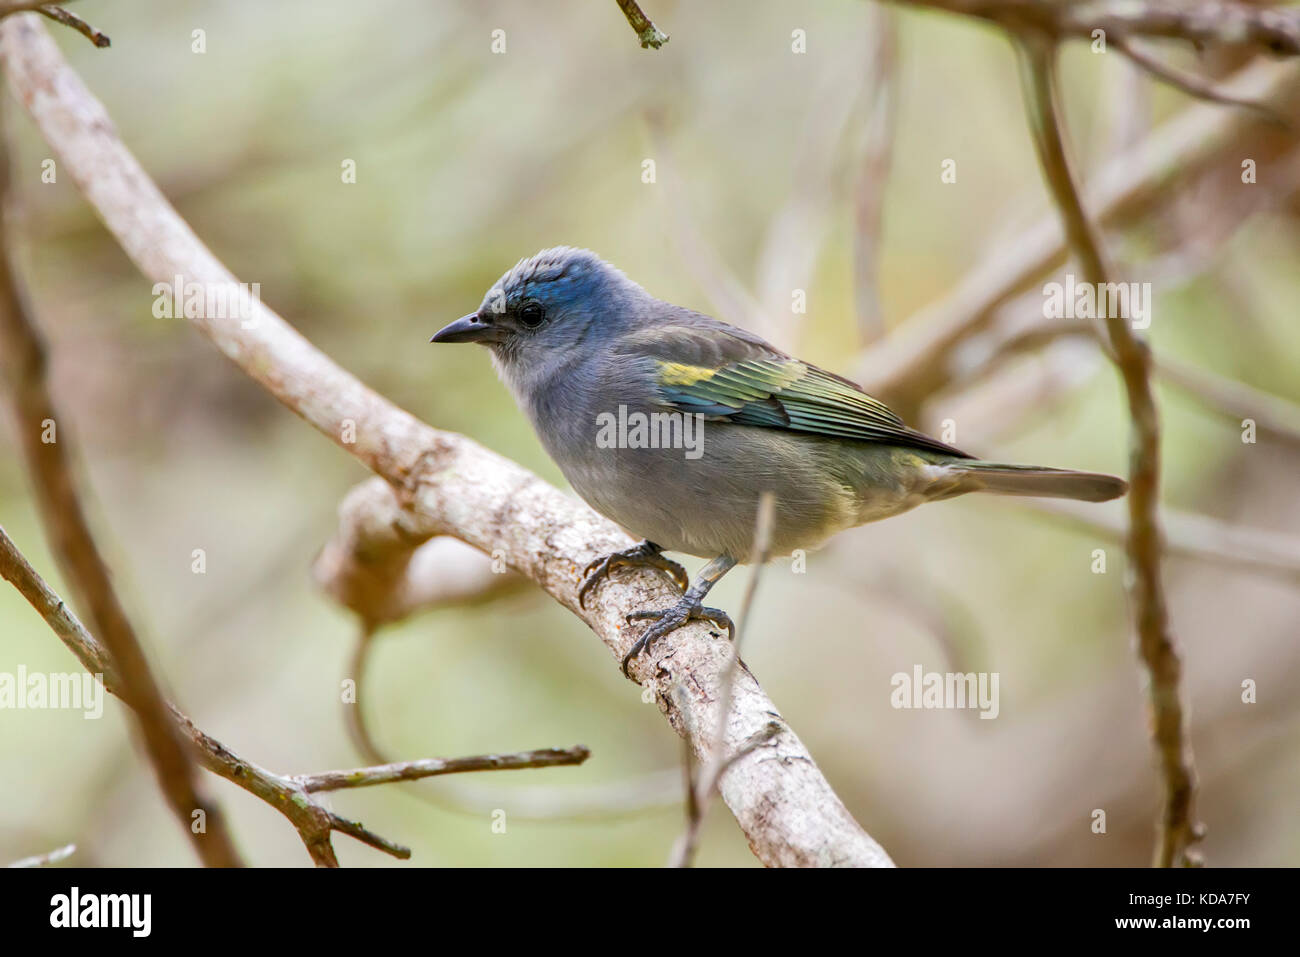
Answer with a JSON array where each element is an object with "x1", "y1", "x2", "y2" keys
[
  {"x1": 578, "y1": 542, "x2": 689, "y2": 609},
  {"x1": 621, "y1": 600, "x2": 735, "y2": 677}
]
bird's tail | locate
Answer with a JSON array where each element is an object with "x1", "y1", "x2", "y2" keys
[{"x1": 942, "y1": 461, "x2": 1128, "y2": 503}]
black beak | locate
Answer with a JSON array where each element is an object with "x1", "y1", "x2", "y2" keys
[{"x1": 430, "y1": 313, "x2": 496, "y2": 344}]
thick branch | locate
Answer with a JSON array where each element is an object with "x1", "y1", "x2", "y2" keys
[
  {"x1": 0, "y1": 15, "x2": 891, "y2": 868},
  {"x1": 312, "y1": 481, "x2": 526, "y2": 626}
]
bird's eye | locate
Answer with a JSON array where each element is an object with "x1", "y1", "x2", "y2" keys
[{"x1": 518, "y1": 300, "x2": 546, "y2": 328}]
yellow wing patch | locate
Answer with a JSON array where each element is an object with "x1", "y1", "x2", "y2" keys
[{"x1": 656, "y1": 362, "x2": 720, "y2": 386}]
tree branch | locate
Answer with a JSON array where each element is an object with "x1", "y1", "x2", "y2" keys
[
  {"x1": 1016, "y1": 498, "x2": 1300, "y2": 587},
  {"x1": 6, "y1": 843, "x2": 76, "y2": 867},
  {"x1": 0, "y1": 14, "x2": 891, "y2": 868},
  {"x1": 1110, "y1": 34, "x2": 1294, "y2": 128},
  {"x1": 614, "y1": 0, "x2": 668, "y2": 49},
  {"x1": 0, "y1": 524, "x2": 588, "y2": 865},
  {"x1": 297, "y1": 748, "x2": 591, "y2": 794},
  {"x1": 0, "y1": 94, "x2": 240, "y2": 868},
  {"x1": 851, "y1": 57, "x2": 1300, "y2": 419},
  {"x1": 340, "y1": 618, "x2": 682, "y2": 822},
  {"x1": 312, "y1": 481, "x2": 526, "y2": 628},
  {"x1": 1016, "y1": 33, "x2": 1202, "y2": 867},
  {"x1": 0, "y1": 2, "x2": 108, "y2": 47},
  {"x1": 893, "y1": 0, "x2": 1300, "y2": 54},
  {"x1": 669, "y1": 493, "x2": 778, "y2": 868}
]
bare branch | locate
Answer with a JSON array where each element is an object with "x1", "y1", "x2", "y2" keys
[
  {"x1": 1111, "y1": 35, "x2": 1294, "y2": 128},
  {"x1": 1, "y1": 15, "x2": 891, "y2": 868},
  {"x1": 0, "y1": 524, "x2": 592, "y2": 865},
  {"x1": 852, "y1": 57, "x2": 1300, "y2": 419},
  {"x1": 957, "y1": 307, "x2": 1300, "y2": 455},
  {"x1": 0, "y1": 3, "x2": 108, "y2": 47},
  {"x1": 894, "y1": 0, "x2": 1300, "y2": 54},
  {"x1": 342, "y1": 616, "x2": 682, "y2": 821},
  {"x1": 1016, "y1": 34, "x2": 1202, "y2": 868},
  {"x1": 312, "y1": 480, "x2": 525, "y2": 628},
  {"x1": 1016, "y1": 498, "x2": 1300, "y2": 588},
  {"x1": 614, "y1": 0, "x2": 668, "y2": 49},
  {"x1": 35, "y1": 6, "x2": 107, "y2": 46},
  {"x1": 7, "y1": 843, "x2": 76, "y2": 867},
  {"x1": 297, "y1": 748, "x2": 591, "y2": 793},
  {"x1": 0, "y1": 525, "x2": 388, "y2": 864},
  {"x1": 1157, "y1": 353, "x2": 1300, "y2": 453},
  {"x1": 0, "y1": 98, "x2": 240, "y2": 868}
]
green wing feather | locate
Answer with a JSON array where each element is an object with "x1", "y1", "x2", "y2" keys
[{"x1": 620, "y1": 322, "x2": 970, "y2": 458}]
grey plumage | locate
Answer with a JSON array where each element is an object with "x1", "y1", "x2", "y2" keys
[
  {"x1": 436, "y1": 246, "x2": 1124, "y2": 558},
  {"x1": 432, "y1": 247, "x2": 1127, "y2": 671}
]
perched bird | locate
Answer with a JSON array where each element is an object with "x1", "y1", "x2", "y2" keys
[{"x1": 432, "y1": 247, "x2": 1126, "y2": 676}]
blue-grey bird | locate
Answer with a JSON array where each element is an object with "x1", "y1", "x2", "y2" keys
[{"x1": 432, "y1": 247, "x2": 1126, "y2": 676}]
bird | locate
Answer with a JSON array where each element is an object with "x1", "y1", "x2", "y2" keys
[{"x1": 431, "y1": 247, "x2": 1127, "y2": 677}]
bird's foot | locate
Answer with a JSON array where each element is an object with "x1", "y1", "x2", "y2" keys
[
  {"x1": 621, "y1": 599, "x2": 735, "y2": 677},
  {"x1": 578, "y1": 541, "x2": 688, "y2": 609}
]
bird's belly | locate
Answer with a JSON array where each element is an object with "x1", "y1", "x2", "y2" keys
[{"x1": 554, "y1": 427, "x2": 926, "y2": 559}]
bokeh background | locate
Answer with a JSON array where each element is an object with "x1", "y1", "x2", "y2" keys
[{"x1": 1, "y1": 0, "x2": 1298, "y2": 866}]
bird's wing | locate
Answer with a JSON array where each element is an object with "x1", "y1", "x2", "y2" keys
[{"x1": 615, "y1": 322, "x2": 971, "y2": 458}]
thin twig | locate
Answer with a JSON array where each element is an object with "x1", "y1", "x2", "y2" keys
[
  {"x1": 614, "y1": 0, "x2": 668, "y2": 49},
  {"x1": 669, "y1": 492, "x2": 779, "y2": 868},
  {"x1": 0, "y1": 3, "x2": 108, "y2": 47},
  {"x1": 0, "y1": 525, "x2": 386, "y2": 865},
  {"x1": 7, "y1": 843, "x2": 76, "y2": 867},
  {"x1": 1157, "y1": 353, "x2": 1300, "y2": 453},
  {"x1": 0, "y1": 525, "x2": 589, "y2": 865},
  {"x1": 342, "y1": 622, "x2": 680, "y2": 819},
  {"x1": 892, "y1": 0, "x2": 1300, "y2": 54},
  {"x1": 1015, "y1": 498, "x2": 1300, "y2": 588},
  {"x1": 1112, "y1": 35, "x2": 1293, "y2": 129},
  {"x1": 298, "y1": 747, "x2": 591, "y2": 793},
  {"x1": 852, "y1": 57, "x2": 1300, "y2": 420},
  {"x1": 343, "y1": 625, "x2": 385, "y2": 762},
  {"x1": 1016, "y1": 34, "x2": 1203, "y2": 868},
  {"x1": 35, "y1": 6, "x2": 107, "y2": 46}
]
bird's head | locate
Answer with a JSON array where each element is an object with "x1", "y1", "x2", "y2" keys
[{"x1": 431, "y1": 247, "x2": 642, "y2": 366}]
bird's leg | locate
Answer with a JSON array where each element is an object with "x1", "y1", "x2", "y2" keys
[
  {"x1": 621, "y1": 554, "x2": 738, "y2": 677},
  {"x1": 578, "y1": 540, "x2": 689, "y2": 609}
]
